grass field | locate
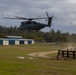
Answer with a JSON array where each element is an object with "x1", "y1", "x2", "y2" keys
[{"x1": 0, "y1": 43, "x2": 76, "y2": 75}]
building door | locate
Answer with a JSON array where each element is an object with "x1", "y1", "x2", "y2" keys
[
  {"x1": 19, "y1": 40, "x2": 24, "y2": 44},
  {"x1": 28, "y1": 40, "x2": 32, "y2": 44},
  {"x1": 9, "y1": 40, "x2": 15, "y2": 45},
  {"x1": 0, "y1": 40, "x2": 3, "y2": 45}
]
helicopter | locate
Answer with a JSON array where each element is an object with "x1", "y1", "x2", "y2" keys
[{"x1": 4, "y1": 12, "x2": 53, "y2": 32}]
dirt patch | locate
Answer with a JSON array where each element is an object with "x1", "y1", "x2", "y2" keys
[{"x1": 28, "y1": 51, "x2": 57, "y2": 58}]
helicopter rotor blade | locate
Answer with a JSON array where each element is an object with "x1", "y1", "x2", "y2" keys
[
  {"x1": 3, "y1": 16, "x2": 47, "y2": 20},
  {"x1": 46, "y1": 12, "x2": 49, "y2": 18},
  {"x1": 3, "y1": 17, "x2": 18, "y2": 19},
  {"x1": 3, "y1": 16, "x2": 30, "y2": 20},
  {"x1": 15, "y1": 16, "x2": 28, "y2": 20},
  {"x1": 46, "y1": 12, "x2": 55, "y2": 19}
]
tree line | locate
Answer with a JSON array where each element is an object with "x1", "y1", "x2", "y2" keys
[{"x1": 0, "y1": 25, "x2": 76, "y2": 43}]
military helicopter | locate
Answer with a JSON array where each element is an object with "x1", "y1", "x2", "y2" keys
[{"x1": 4, "y1": 12, "x2": 53, "y2": 32}]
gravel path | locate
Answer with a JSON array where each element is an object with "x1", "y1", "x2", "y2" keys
[{"x1": 28, "y1": 51, "x2": 58, "y2": 58}]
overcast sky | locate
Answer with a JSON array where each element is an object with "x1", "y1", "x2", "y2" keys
[{"x1": 0, "y1": 0, "x2": 76, "y2": 33}]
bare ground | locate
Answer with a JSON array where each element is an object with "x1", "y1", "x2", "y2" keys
[{"x1": 28, "y1": 51, "x2": 58, "y2": 58}]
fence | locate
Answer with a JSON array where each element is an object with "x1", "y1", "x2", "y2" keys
[{"x1": 57, "y1": 48, "x2": 76, "y2": 59}]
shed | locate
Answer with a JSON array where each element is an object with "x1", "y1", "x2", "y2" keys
[{"x1": 0, "y1": 37, "x2": 34, "y2": 45}]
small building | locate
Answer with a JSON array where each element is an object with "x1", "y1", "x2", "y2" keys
[{"x1": 0, "y1": 36, "x2": 34, "y2": 45}]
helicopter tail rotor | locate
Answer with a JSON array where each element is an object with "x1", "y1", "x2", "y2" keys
[{"x1": 46, "y1": 12, "x2": 53, "y2": 28}]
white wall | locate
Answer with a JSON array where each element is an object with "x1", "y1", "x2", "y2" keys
[
  {"x1": 15, "y1": 40, "x2": 19, "y2": 45},
  {"x1": 32, "y1": 40, "x2": 35, "y2": 44},
  {"x1": 24, "y1": 40, "x2": 28, "y2": 45},
  {"x1": 3, "y1": 40, "x2": 9, "y2": 45}
]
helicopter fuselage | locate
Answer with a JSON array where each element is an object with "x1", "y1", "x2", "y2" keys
[{"x1": 20, "y1": 21, "x2": 49, "y2": 31}]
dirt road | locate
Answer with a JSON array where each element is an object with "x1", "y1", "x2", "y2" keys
[{"x1": 28, "y1": 51, "x2": 58, "y2": 58}]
